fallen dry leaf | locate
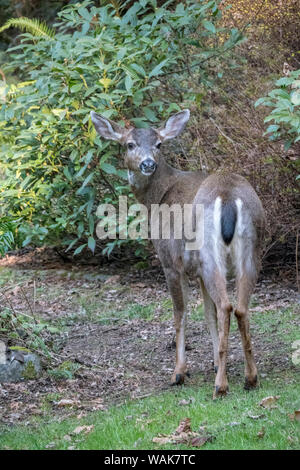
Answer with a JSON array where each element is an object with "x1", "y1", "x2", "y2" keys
[
  {"x1": 153, "y1": 418, "x2": 212, "y2": 447},
  {"x1": 132, "y1": 282, "x2": 147, "y2": 288},
  {"x1": 104, "y1": 275, "x2": 120, "y2": 285},
  {"x1": 10, "y1": 402, "x2": 20, "y2": 411},
  {"x1": 153, "y1": 435, "x2": 173, "y2": 445},
  {"x1": 86, "y1": 397, "x2": 106, "y2": 411},
  {"x1": 259, "y1": 396, "x2": 280, "y2": 409},
  {"x1": 248, "y1": 414, "x2": 265, "y2": 420},
  {"x1": 257, "y1": 427, "x2": 265, "y2": 439},
  {"x1": 178, "y1": 397, "x2": 195, "y2": 406},
  {"x1": 72, "y1": 425, "x2": 94, "y2": 435},
  {"x1": 190, "y1": 436, "x2": 211, "y2": 447},
  {"x1": 55, "y1": 399, "x2": 80, "y2": 408},
  {"x1": 175, "y1": 417, "x2": 191, "y2": 434}
]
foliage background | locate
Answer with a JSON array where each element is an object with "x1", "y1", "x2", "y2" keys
[
  {"x1": 0, "y1": 0, "x2": 244, "y2": 256},
  {"x1": 0, "y1": 0, "x2": 299, "y2": 275}
]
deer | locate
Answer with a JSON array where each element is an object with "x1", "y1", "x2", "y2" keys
[{"x1": 90, "y1": 109, "x2": 265, "y2": 398}]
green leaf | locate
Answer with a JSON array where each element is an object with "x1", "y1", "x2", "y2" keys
[
  {"x1": 125, "y1": 74, "x2": 133, "y2": 93},
  {"x1": 202, "y1": 20, "x2": 216, "y2": 33},
  {"x1": 78, "y1": 7, "x2": 92, "y2": 21},
  {"x1": 88, "y1": 216, "x2": 94, "y2": 235},
  {"x1": 65, "y1": 238, "x2": 78, "y2": 252},
  {"x1": 284, "y1": 140, "x2": 292, "y2": 150},
  {"x1": 74, "y1": 244, "x2": 87, "y2": 256},
  {"x1": 70, "y1": 83, "x2": 83, "y2": 93},
  {"x1": 130, "y1": 64, "x2": 146, "y2": 77},
  {"x1": 63, "y1": 167, "x2": 72, "y2": 181},
  {"x1": 266, "y1": 124, "x2": 279, "y2": 133},
  {"x1": 143, "y1": 107, "x2": 157, "y2": 122},
  {"x1": 149, "y1": 59, "x2": 169, "y2": 78},
  {"x1": 276, "y1": 77, "x2": 294, "y2": 86},
  {"x1": 88, "y1": 236, "x2": 96, "y2": 253},
  {"x1": 101, "y1": 162, "x2": 116, "y2": 175},
  {"x1": 76, "y1": 172, "x2": 95, "y2": 194},
  {"x1": 291, "y1": 90, "x2": 300, "y2": 106}
]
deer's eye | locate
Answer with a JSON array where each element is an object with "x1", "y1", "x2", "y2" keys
[
  {"x1": 156, "y1": 142, "x2": 161, "y2": 149},
  {"x1": 127, "y1": 142, "x2": 135, "y2": 150}
]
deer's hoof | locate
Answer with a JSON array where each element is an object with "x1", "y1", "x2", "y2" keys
[
  {"x1": 170, "y1": 371, "x2": 189, "y2": 386},
  {"x1": 213, "y1": 384, "x2": 229, "y2": 399},
  {"x1": 244, "y1": 375, "x2": 258, "y2": 390},
  {"x1": 214, "y1": 366, "x2": 218, "y2": 374}
]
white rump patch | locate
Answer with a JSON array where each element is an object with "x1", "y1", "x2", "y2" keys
[
  {"x1": 212, "y1": 196, "x2": 226, "y2": 274},
  {"x1": 232, "y1": 198, "x2": 244, "y2": 276}
]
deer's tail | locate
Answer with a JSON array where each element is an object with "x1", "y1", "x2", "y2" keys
[{"x1": 221, "y1": 200, "x2": 237, "y2": 246}]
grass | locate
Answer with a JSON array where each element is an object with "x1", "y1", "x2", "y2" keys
[
  {"x1": 0, "y1": 370, "x2": 299, "y2": 450},
  {"x1": 252, "y1": 307, "x2": 299, "y2": 344},
  {"x1": 0, "y1": 266, "x2": 299, "y2": 450},
  {"x1": 96, "y1": 302, "x2": 157, "y2": 324}
]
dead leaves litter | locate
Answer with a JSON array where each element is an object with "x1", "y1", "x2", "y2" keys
[
  {"x1": 153, "y1": 417, "x2": 214, "y2": 448},
  {"x1": 178, "y1": 397, "x2": 195, "y2": 406},
  {"x1": 257, "y1": 427, "x2": 265, "y2": 439},
  {"x1": 176, "y1": 417, "x2": 192, "y2": 434},
  {"x1": 55, "y1": 398, "x2": 80, "y2": 408},
  {"x1": 247, "y1": 412, "x2": 266, "y2": 420},
  {"x1": 259, "y1": 396, "x2": 280, "y2": 409},
  {"x1": 72, "y1": 425, "x2": 94, "y2": 435}
]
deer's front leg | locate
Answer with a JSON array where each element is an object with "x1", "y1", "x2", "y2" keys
[{"x1": 164, "y1": 268, "x2": 189, "y2": 385}]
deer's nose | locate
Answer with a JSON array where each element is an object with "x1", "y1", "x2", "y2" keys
[{"x1": 139, "y1": 158, "x2": 157, "y2": 174}]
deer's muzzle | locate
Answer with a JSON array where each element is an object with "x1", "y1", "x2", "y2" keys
[{"x1": 139, "y1": 158, "x2": 157, "y2": 175}]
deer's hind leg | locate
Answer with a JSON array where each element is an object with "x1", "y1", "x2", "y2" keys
[
  {"x1": 164, "y1": 268, "x2": 189, "y2": 385},
  {"x1": 232, "y1": 230, "x2": 259, "y2": 390},
  {"x1": 201, "y1": 265, "x2": 233, "y2": 398},
  {"x1": 199, "y1": 278, "x2": 219, "y2": 373},
  {"x1": 235, "y1": 271, "x2": 258, "y2": 390}
]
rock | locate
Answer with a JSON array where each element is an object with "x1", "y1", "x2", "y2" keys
[{"x1": 0, "y1": 345, "x2": 42, "y2": 383}]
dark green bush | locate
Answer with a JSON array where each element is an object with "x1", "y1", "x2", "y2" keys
[
  {"x1": 255, "y1": 69, "x2": 300, "y2": 180},
  {"x1": 255, "y1": 70, "x2": 300, "y2": 147},
  {"x1": 0, "y1": 0, "x2": 243, "y2": 256},
  {"x1": 0, "y1": 216, "x2": 21, "y2": 255}
]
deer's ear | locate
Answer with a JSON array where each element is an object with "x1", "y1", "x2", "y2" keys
[
  {"x1": 158, "y1": 109, "x2": 190, "y2": 142},
  {"x1": 90, "y1": 111, "x2": 127, "y2": 143}
]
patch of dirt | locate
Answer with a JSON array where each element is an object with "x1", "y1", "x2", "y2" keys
[{"x1": 0, "y1": 248, "x2": 299, "y2": 425}]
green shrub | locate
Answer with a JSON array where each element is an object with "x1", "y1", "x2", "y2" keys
[
  {"x1": 0, "y1": 0, "x2": 243, "y2": 255},
  {"x1": 0, "y1": 306, "x2": 61, "y2": 358},
  {"x1": 0, "y1": 216, "x2": 21, "y2": 255},
  {"x1": 255, "y1": 70, "x2": 300, "y2": 148},
  {"x1": 47, "y1": 360, "x2": 81, "y2": 380},
  {"x1": 255, "y1": 70, "x2": 300, "y2": 180}
]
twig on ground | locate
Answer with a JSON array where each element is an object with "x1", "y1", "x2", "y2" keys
[
  {"x1": 19, "y1": 285, "x2": 38, "y2": 324},
  {"x1": 209, "y1": 117, "x2": 238, "y2": 147}
]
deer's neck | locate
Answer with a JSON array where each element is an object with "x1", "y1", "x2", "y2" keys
[{"x1": 128, "y1": 158, "x2": 181, "y2": 208}]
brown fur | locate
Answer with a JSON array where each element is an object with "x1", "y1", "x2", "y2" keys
[{"x1": 91, "y1": 110, "x2": 265, "y2": 397}]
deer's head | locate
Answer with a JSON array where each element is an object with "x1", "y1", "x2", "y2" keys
[{"x1": 90, "y1": 109, "x2": 190, "y2": 176}]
